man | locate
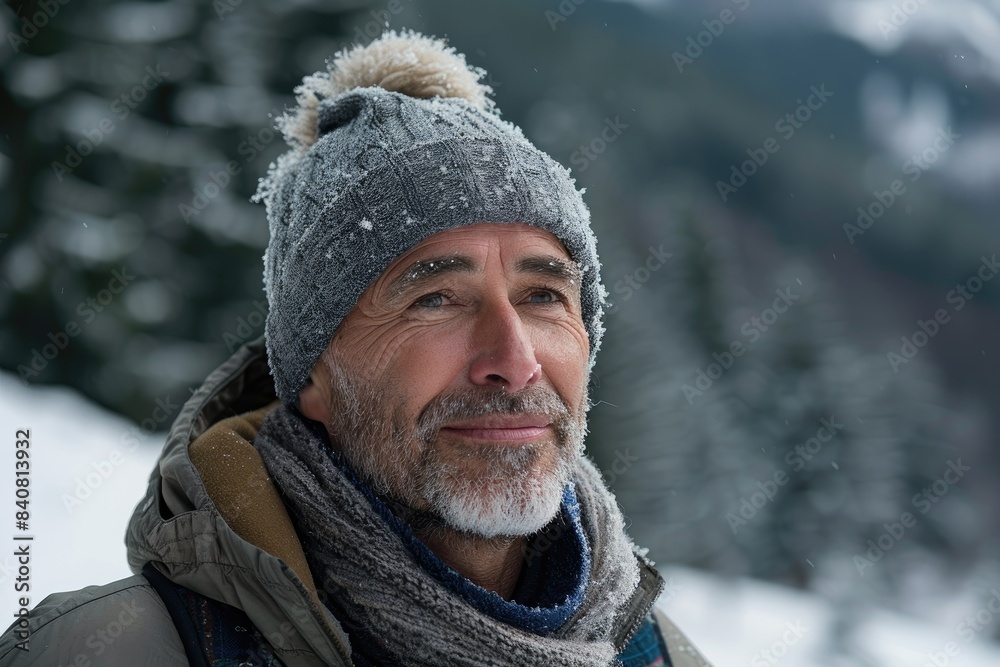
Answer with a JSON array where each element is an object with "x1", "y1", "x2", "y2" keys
[{"x1": 0, "y1": 30, "x2": 709, "y2": 666}]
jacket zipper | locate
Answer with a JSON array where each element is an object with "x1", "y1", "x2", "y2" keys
[{"x1": 289, "y1": 575, "x2": 355, "y2": 666}]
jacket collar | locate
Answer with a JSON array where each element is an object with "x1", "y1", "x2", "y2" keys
[{"x1": 125, "y1": 336, "x2": 354, "y2": 666}]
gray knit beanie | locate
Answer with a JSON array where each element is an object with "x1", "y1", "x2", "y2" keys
[{"x1": 253, "y1": 30, "x2": 607, "y2": 405}]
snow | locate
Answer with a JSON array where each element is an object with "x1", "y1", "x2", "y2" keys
[
  {"x1": 2, "y1": 370, "x2": 1000, "y2": 665},
  {"x1": 657, "y1": 566, "x2": 1000, "y2": 666},
  {"x1": 0, "y1": 371, "x2": 164, "y2": 627}
]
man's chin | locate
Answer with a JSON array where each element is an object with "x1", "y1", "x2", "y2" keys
[{"x1": 428, "y1": 475, "x2": 568, "y2": 539}]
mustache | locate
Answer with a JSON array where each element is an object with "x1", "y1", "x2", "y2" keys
[{"x1": 414, "y1": 384, "x2": 576, "y2": 444}]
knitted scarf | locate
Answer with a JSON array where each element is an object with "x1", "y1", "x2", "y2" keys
[{"x1": 254, "y1": 405, "x2": 651, "y2": 666}]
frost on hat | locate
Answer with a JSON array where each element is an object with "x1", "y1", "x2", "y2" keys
[{"x1": 253, "y1": 29, "x2": 607, "y2": 405}]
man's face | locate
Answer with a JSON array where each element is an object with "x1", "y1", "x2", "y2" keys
[{"x1": 301, "y1": 222, "x2": 592, "y2": 539}]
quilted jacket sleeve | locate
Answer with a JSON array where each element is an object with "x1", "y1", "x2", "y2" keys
[{"x1": 0, "y1": 575, "x2": 188, "y2": 666}]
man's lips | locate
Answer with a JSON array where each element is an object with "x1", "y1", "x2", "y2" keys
[{"x1": 439, "y1": 416, "x2": 552, "y2": 442}]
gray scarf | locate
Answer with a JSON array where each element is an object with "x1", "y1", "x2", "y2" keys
[{"x1": 254, "y1": 405, "x2": 658, "y2": 666}]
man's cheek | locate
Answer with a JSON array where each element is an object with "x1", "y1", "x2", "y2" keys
[
  {"x1": 535, "y1": 318, "x2": 589, "y2": 360},
  {"x1": 387, "y1": 328, "x2": 469, "y2": 387},
  {"x1": 539, "y1": 335, "x2": 590, "y2": 405}
]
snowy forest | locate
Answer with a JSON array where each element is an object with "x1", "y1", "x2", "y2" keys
[{"x1": 2, "y1": 0, "x2": 999, "y2": 663}]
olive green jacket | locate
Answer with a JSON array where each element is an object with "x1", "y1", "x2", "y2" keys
[{"x1": 0, "y1": 338, "x2": 710, "y2": 666}]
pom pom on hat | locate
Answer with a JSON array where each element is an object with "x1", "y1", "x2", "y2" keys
[{"x1": 277, "y1": 29, "x2": 497, "y2": 154}]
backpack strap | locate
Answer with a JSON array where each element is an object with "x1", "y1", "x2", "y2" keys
[{"x1": 141, "y1": 562, "x2": 284, "y2": 666}]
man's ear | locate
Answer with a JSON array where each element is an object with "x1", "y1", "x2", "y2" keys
[{"x1": 298, "y1": 363, "x2": 331, "y2": 425}]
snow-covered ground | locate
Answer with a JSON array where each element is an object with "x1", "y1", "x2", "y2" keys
[{"x1": 1, "y1": 370, "x2": 999, "y2": 666}]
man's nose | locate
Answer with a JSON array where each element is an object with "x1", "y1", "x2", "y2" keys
[{"x1": 467, "y1": 300, "x2": 541, "y2": 392}]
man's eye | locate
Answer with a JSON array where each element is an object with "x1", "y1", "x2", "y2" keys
[
  {"x1": 414, "y1": 293, "x2": 446, "y2": 308},
  {"x1": 529, "y1": 291, "x2": 554, "y2": 303},
  {"x1": 528, "y1": 290, "x2": 561, "y2": 304}
]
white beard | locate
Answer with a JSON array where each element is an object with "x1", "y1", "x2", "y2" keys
[
  {"x1": 320, "y1": 348, "x2": 588, "y2": 539},
  {"x1": 421, "y1": 442, "x2": 574, "y2": 538}
]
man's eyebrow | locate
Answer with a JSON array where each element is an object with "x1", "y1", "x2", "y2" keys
[
  {"x1": 384, "y1": 253, "x2": 582, "y2": 303},
  {"x1": 386, "y1": 255, "x2": 476, "y2": 301},
  {"x1": 515, "y1": 255, "x2": 582, "y2": 285}
]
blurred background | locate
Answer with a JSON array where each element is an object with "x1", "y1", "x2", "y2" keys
[{"x1": 2, "y1": 0, "x2": 999, "y2": 663}]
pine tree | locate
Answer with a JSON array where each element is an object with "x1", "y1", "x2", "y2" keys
[
  {"x1": 590, "y1": 190, "x2": 972, "y2": 603},
  {"x1": 1, "y1": 0, "x2": 378, "y2": 419}
]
